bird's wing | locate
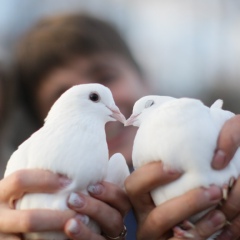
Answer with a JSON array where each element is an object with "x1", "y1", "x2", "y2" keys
[
  {"x1": 4, "y1": 137, "x2": 32, "y2": 177},
  {"x1": 105, "y1": 153, "x2": 130, "y2": 189}
]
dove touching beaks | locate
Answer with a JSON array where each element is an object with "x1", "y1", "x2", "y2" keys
[
  {"x1": 4, "y1": 83, "x2": 129, "y2": 240},
  {"x1": 126, "y1": 96, "x2": 240, "y2": 240}
]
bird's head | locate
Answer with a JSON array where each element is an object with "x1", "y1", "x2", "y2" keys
[
  {"x1": 125, "y1": 95, "x2": 175, "y2": 127},
  {"x1": 45, "y1": 83, "x2": 126, "y2": 125}
]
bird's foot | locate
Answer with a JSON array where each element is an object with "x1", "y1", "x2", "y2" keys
[
  {"x1": 229, "y1": 176, "x2": 236, "y2": 189},
  {"x1": 173, "y1": 220, "x2": 195, "y2": 239},
  {"x1": 222, "y1": 184, "x2": 228, "y2": 201},
  {"x1": 222, "y1": 177, "x2": 236, "y2": 201},
  {"x1": 218, "y1": 177, "x2": 236, "y2": 207}
]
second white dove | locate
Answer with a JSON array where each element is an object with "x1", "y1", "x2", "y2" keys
[{"x1": 126, "y1": 96, "x2": 240, "y2": 239}]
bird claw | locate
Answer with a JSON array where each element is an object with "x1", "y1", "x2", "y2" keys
[
  {"x1": 173, "y1": 221, "x2": 195, "y2": 239},
  {"x1": 222, "y1": 177, "x2": 236, "y2": 201},
  {"x1": 222, "y1": 184, "x2": 228, "y2": 201},
  {"x1": 229, "y1": 176, "x2": 236, "y2": 189},
  {"x1": 173, "y1": 226, "x2": 194, "y2": 239},
  {"x1": 181, "y1": 220, "x2": 196, "y2": 229}
]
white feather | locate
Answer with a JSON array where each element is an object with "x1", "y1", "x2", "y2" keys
[
  {"x1": 4, "y1": 83, "x2": 129, "y2": 240},
  {"x1": 128, "y1": 96, "x2": 239, "y2": 240}
]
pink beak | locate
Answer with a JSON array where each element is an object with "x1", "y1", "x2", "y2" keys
[
  {"x1": 124, "y1": 113, "x2": 139, "y2": 126},
  {"x1": 108, "y1": 106, "x2": 126, "y2": 124}
]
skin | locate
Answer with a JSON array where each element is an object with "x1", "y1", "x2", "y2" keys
[
  {"x1": 212, "y1": 115, "x2": 240, "y2": 170},
  {"x1": 211, "y1": 115, "x2": 240, "y2": 240},
  {"x1": 0, "y1": 170, "x2": 75, "y2": 239},
  {"x1": 0, "y1": 169, "x2": 131, "y2": 239},
  {"x1": 125, "y1": 162, "x2": 226, "y2": 240},
  {"x1": 1, "y1": 51, "x2": 240, "y2": 239}
]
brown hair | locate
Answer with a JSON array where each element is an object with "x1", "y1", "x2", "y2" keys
[
  {"x1": 14, "y1": 13, "x2": 142, "y2": 116},
  {"x1": 0, "y1": 64, "x2": 14, "y2": 127}
]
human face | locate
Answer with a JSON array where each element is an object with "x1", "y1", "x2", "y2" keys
[{"x1": 35, "y1": 53, "x2": 149, "y2": 166}]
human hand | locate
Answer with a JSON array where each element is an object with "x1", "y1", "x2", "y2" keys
[
  {"x1": 173, "y1": 178, "x2": 240, "y2": 240},
  {"x1": 125, "y1": 162, "x2": 224, "y2": 240},
  {"x1": 208, "y1": 176, "x2": 240, "y2": 240},
  {"x1": 212, "y1": 115, "x2": 240, "y2": 170},
  {"x1": 210, "y1": 115, "x2": 240, "y2": 239},
  {"x1": 1, "y1": 169, "x2": 131, "y2": 240},
  {"x1": 65, "y1": 181, "x2": 131, "y2": 240},
  {"x1": 0, "y1": 169, "x2": 75, "y2": 239}
]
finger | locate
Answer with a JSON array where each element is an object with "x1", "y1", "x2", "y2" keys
[
  {"x1": 138, "y1": 185, "x2": 222, "y2": 239},
  {"x1": 216, "y1": 212, "x2": 240, "y2": 240},
  {"x1": 184, "y1": 210, "x2": 225, "y2": 240},
  {"x1": 125, "y1": 162, "x2": 181, "y2": 196},
  {"x1": 0, "y1": 209, "x2": 74, "y2": 233},
  {"x1": 220, "y1": 177, "x2": 240, "y2": 220},
  {"x1": 212, "y1": 115, "x2": 240, "y2": 170},
  {"x1": 65, "y1": 218, "x2": 105, "y2": 240},
  {"x1": 88, "y1": 181, "x2": 131, "y2": 216},
  {"x1": 216, "y1": 178, "x2": 240, "y2": 240},
  {"x1": 0, "y1": 233, "x2": 22, "y2": 240},
  {"x1": 124, "y1": 162, "x2": 181, "y2": 220},
  {"x1": 68, "y1": 192, "x2": 124, "y2": 237},
  {"x1": 0, "y1": 169, "x2": 71, "y2": 204}
]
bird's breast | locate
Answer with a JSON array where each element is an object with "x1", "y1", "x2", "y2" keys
[
  {"x1": 28, "y1": 126, "x2": 109, "y2": 190},
  {"x1": 133, "y1": 109, "x2": 219, "y2": 172}
]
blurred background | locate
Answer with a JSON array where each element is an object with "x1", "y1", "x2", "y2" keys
[{"x1": 0, "y1": 0, "x2": 239, "y2": 112}]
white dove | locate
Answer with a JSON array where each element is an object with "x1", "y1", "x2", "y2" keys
[
  {"x1": 4, "y1": 83, "x2": 129, "y2": 240},
  {"x1": 125, "y1": 95, "x2": 240, "y2": 239}
]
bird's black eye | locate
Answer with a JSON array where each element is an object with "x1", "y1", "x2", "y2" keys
[
  {"x1": 145, "y1": 100, "x2": 154, "y2": 108},
  {"x1": 89, "y1": 92, "x2": 100, "y2": 102}
]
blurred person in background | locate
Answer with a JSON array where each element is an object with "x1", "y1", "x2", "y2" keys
[
  {"x1": 0, "y1": 63, "x2": 15, "y2": 176},
  {"x1": 0, "y1": 12, "x2": 240, "y2": 240},
  {"x1": 0, "y1": 13, "x2": 140, "y2": 240},
  {"x1": 0, "y1": 65, "x2": 5, "y2": 130}
]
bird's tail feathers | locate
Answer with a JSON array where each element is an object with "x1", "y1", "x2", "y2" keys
[
  {"x1": 105, "y1": 153, "x2": 130, "y2": 189},
  {"x1": 210, "y1": 99, "x2": 223, "y2": 109}
]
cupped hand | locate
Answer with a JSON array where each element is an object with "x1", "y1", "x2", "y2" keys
[
  {"x1": 212, "y1": 115, "x2": 240, "y2": 170},
  {"x1": 213, "y1": 176, "x2": 240, "y2": 240},
  {"x1": 0, "y1": 169, "x2": 74, "y2": 239},
  {"x1": 0, "y1": 169, "x2": 131, "y2": 240},
  {"x1": 125, "y1": 162, "x2": 224, "y2": 240},
  {"x1": 210, "y1": 114, "x2": 240, "y2": 239},
  {"x1": 65, "y1": 181, "x2": 131, "y2": 240}
]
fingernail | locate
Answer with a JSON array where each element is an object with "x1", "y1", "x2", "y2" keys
[
  {"x1": 59, "y1": 175, "x2": 72, "y2": 188},
  {"x1": 212, "y1": 150, "x2": 226, "y2": 169},
  {"x1": 75, "y1": 214, "x2": 89, "y2": 225},
  {"x1": 67, "y1": 219, "x2": 80, "y2": 234},
  {"x1": 204, "y1": 185, "x2": 222, "y2": 201},
  {"x1": 68, "y1": 193, "x2": 85, "y2": 208},
  {"x1": 207, "y1": 211, "x2": 225, "y2": 229},
  {"x1": 88, "y1": 183, "x2": 104, "y2": 195}
]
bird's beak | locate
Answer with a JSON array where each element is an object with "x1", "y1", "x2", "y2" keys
[
  {"x1": 124, "y1": 113, "x2": 139, "y2": 126},
  {"x1": 108, "y1": 106, "x2": 126, "y2": 124}
]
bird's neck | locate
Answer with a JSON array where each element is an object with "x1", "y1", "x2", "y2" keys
[{"x1": 45, "y1": 110, "x2": 106, "y2": 136}]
